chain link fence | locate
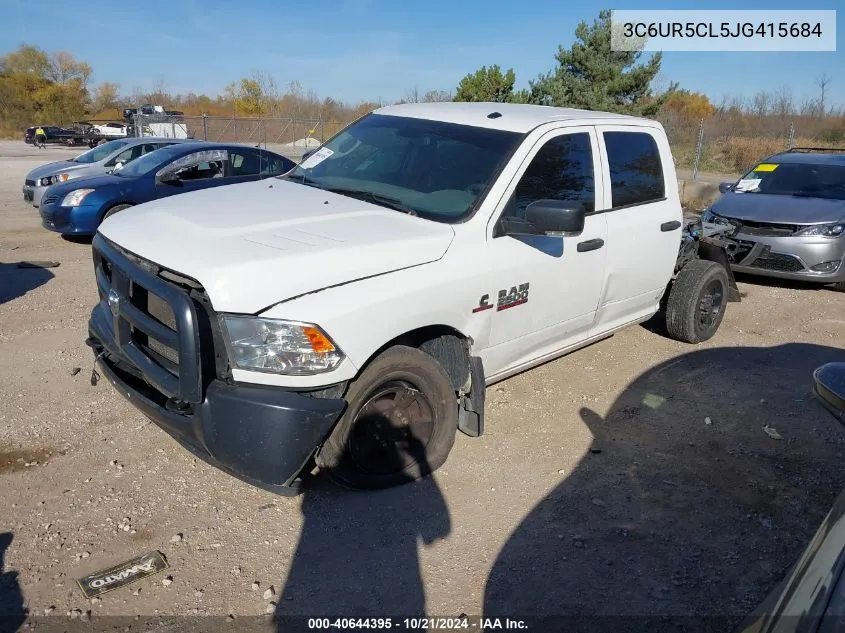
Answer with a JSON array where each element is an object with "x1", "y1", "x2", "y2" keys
[
  {"x1": 661, "y1": 113, "x2": 845, "y2": 179},
  {"x1": 126, "y1": 111, "x2": 845, "y2": 173},
  {"x1": 128, "y1": 113, "x2": 357, "y2": 158}
]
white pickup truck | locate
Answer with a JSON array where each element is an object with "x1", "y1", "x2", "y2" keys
[{"x1": 86, "y1": 102, "x2": 739, "y2": 494}]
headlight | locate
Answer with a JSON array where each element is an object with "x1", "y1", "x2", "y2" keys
[
  {"x1": 701, "y1": 209, "x2": 732, "y2": 227},
  {"x1": 795, "y1": 223, "x2": 845, "y2": 238},
  {"x1": 40, "y1": 173, "x2": 71, "y2": 187},
  {"x1": 221, "y1": 316, "x2": 345, "y2": 375},
  {"x1": 60, "y1": 189, "x2": 95, "y2": 207}
]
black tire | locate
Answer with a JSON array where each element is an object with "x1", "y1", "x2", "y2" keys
[
  {"x1": 315, "y1": 345, "x2": 458, "y2": 490},
  {"x1": 665, "y1": 259, "x2": 729, "y2": 344},
  {"x1": 102, "y1": 204, "x2": 132, "y2": 221}
]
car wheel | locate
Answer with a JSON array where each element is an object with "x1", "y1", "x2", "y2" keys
[
  {"x1": 102, "y1": 204, "x2": 132, "y2": 221},
  {"x1": 665, "y1": 259, "x2": 729, "y2": 344},
  {"x1": 315, "y1": 345, "x2": 458, "y2": 490}
]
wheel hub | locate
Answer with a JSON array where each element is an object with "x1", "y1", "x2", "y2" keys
[
  {"x1": 697, "y1": 279, "x2": 724, "y2": 329},
  {"x1": 348, "y1": 381, "x2": 434, "y2": 475}
]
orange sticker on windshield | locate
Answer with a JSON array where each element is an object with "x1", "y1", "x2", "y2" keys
[{"x1": 754, "y1": 163, "x2": 778, "y2": 172}]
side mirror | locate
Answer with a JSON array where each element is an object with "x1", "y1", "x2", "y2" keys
[
  {"x1": 524, "y1": 199, "x2": 586, "y2": 235},
  {"x1": 719, "y1": 181, "x2": 735, "y2": 194},
  {"x1": 813, "y1": 363, "x2": 845, "y2": 424},
  {"x1": 157, "y1": 170, "x2": 180, "y2": 184}
]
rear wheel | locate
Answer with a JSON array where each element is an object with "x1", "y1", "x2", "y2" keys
[
  {"x1": 315, "y1": 345, "x2": 458, "y2": 490},
  {"x1": 665, "y1": 259, "x2": 729, "y2": 344}
]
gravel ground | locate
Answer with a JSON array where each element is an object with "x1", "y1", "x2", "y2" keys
[{"x1": 1, "y1": 140, "x2": 845, "y2": 631}]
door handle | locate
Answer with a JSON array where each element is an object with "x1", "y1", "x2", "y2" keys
[
  {"x1": 577, "y1": 238, "x2": 605, "y2": 253},
  {"x1": 661, "y1": 220, "x2": 682, "y2": 232}
]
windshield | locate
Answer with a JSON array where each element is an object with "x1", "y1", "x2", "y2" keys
[
  {"x1": 116, "y1": 145, "x2": 183, "y2": 178},
  {"x1": 73, "y1": 139, "x2": 132, "y2": 164},
  {"x1": 734, "y1": 161, "x2": 845, "y2": 200},
  {"x1": 283, "y1": 113, "x2": 524, "y2": 222}
]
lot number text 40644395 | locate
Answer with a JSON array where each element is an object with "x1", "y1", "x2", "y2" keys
[{"x1": 306, "y1": 617, "x2": 529, "y2": 630}]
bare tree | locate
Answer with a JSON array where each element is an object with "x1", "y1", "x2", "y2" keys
[
  {"x1": 751, "y1": 90, "x2": 771, "y2": 117},
  {"x1": 799, "y1": 97, "x2": 821, "y2": 117},
  {"x1": 404, "y1": 86, "x2": 421, "y2": 103},
  {"x1": 423, "y1": 89, "x2": 452, "y2": 102},
  {"x1": 771, "y1": 85, "x2": 794, "y2": 118},
  {"x1": 815, "y1": 73, "x2": 831, "y2": 117}
]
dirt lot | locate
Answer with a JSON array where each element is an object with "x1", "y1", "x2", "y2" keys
[{"x1": 1, "y1": 140, "x2": 845, "y2": 631}]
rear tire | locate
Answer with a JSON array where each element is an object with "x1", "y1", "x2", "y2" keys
[
  {"x1": 315, "y1": 345, "x2": 458, "y2": 490},
  {"x1": 665, "y1": 259, "x2": 729, "y2": 344}
]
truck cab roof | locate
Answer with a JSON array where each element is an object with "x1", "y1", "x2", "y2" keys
[{"x1": 372, "y1": 102, "x2": 656, "y2": 133}]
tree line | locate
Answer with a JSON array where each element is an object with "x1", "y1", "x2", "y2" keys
[{"x1": 2, "y1": 8, "x2": 842, "y2": 144}]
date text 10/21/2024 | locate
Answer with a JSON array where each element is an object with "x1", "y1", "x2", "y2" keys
[{"x1": 306, "y1": 618, "x2": 529, "y2": 630}]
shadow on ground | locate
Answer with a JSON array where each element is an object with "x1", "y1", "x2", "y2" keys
[
  {"x1": 60, "y1": 235, "x2": 93, "y2": 245},
  {"x1": 0, "y1": 533, "x2": 25, "y2": 633},
  {"x1": 484, "y1": 342, "x2": 845, "y2": 633},
  {"x1": 0, "y1": 262, "x2": 54, "y2": 305},
  {"x1": 275, "y1": 436, "x2": 450, "y2": 631}
]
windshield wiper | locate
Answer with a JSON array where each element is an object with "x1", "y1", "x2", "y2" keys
[
  {"x1": 321, "y1": 187, "x2": 418, "y2": 216},
  {"x1": 282, "y1": 172, "x2": 322, "y2": 188}
]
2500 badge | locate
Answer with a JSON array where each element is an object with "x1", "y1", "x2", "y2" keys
[{"x1": 472, "y1": 282, "x2": 530, "y2": 313}]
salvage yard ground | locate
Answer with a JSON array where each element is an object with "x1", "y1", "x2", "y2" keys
[{"x1": 1, "y1": 140, "x2": 845, "y2": 627}]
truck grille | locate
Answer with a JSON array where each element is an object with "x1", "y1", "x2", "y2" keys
[
  {"x1": 91, "y1": 235, "x2": 203, "y2": 403},
  {"x1": 749, "y1": 253, "x2": 805, "y2": 273},
  {"x1": 734, "y1": 219, "x2": 802, "y2": 237}
]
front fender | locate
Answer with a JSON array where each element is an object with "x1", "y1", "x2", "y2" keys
[{"x1": 252, "y1": 262, "x2": 485, "y2": 389}]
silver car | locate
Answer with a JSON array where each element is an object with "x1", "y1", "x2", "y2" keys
[
  {"x1": 702, "y1": 149, "x2": 845, "y2": 291},
  {"x1": 22, "y1": 137, "x2": 191, "y2": 208}
]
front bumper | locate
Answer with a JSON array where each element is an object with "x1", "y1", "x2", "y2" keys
[
  {"x1": 87, "y1": 327, "x2": 346, "y2": 496},
  {"x1": 39, "y1": 201, "x2": 99, "y2": 235},
  {"x1": 23, "y1": 184, "x2": 47, "y2": 207},
  {"x1": 725, "y1": 231, "x2": 845, "y2": 283}
]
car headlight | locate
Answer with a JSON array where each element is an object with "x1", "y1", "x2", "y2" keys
[
  {"x1": 795, "y1": 223, "x2": 845, "y2": 238},
  {"x1": 221, "y1": 316, "x2": 345, "y2": 375},
  {"x1": 60, "y1": 189, "x2": 95, "y2": 207},
  {"x1": 40, "y1": 173, "x2": 71, "y2": 187},
  {"x1": 701, "y1": 209, "x2": 733, "y2": 227}
]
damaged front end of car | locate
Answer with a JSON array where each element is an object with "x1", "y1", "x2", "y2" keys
[{"x1": 677, "y1": 217, "x2": 742, "y2": 303}]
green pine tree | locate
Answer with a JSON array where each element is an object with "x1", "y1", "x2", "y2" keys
[
  {"x1": 527, "y1": 9, "x2": 676, "y2": 116},
  {"x1": 454, "y1": 65, "x2": 518, "y2": 103}
]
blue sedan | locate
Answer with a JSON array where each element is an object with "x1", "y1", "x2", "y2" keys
[{"x1": 39, "y1": 142, "x2": 296, "y2": 236}]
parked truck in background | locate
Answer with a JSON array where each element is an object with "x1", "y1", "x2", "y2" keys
[
  {"x1": 86, "y1": 102, "x2": 739, "y2": 497},
  {"x1": 122, "y1": 104, "x2": 190, "y2": 140}
]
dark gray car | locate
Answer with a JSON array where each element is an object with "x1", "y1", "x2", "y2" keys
[{"x1": 702, "y1": 149, "x2": 845, "y2": 291}]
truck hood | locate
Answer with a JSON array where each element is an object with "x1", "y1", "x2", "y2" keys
[
  {"x1": 711, "y1": 192, "x2": 845, "y2": 224},
  {"x1": 98, "y1": 178, "x2": 456, "y2": 313}
]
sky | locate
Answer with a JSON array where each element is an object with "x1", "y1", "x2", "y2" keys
[{"x1": 0, "y1": 0, "x2": 842, "y2": 109}]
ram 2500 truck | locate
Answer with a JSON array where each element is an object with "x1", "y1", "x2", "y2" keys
[{"x1": 86, "y1": 102, "x2": 739, "y2": 495}]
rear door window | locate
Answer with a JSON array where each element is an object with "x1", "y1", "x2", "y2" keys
[{"x1": 603, "y1": 131, "x2": 665, "y2": 208}]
